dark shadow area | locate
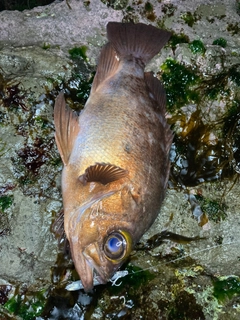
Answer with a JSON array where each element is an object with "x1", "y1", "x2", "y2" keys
[{"x1": 0, "y1": 0, "x2": 55, "y2": 11}]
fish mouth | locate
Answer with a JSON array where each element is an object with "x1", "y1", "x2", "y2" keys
[
  {"x1": 83, "y1": 243, "x2": 117, "y2": 286},
  {"x1": 70, "y1": 241, "x2": 114, "y2": 292},
  {"x1": 71, "y1": 248, "x2": 94, "y2": 292}
]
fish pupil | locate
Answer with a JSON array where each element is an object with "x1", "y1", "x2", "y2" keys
[{"x1": 108, "y1": 237, "x2": 122, "y2": 252}]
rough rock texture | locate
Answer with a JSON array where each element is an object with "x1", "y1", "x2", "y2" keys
[
  {"x1": 0, "y1": 0, "x2": 240, "y2": 319},
  {"x1": 0, "y1": 0, "x2": 123, "y2": 60}
]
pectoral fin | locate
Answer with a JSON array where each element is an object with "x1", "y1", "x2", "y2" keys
[
  {"x1": 54, "y1": 92, "x2": 80, "y2": 165},
  {"x1": 79, "y1": 163, "x2": 128, "y2": 185}
]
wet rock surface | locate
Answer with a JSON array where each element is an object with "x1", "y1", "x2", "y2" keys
[{"x1": 0, "y1": 0, "x2": 240, "y2": 319}]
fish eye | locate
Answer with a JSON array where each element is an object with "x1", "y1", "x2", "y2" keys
[{"x1": 103, "y1": 230, "x2": 132, "y2": 263}]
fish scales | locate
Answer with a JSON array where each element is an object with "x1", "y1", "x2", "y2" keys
[
  {"x1": 54, "y1": 22, "x2": 172, "y2": 292},
  {"x1": 73, "y1": 91, "x2": 159, "y2": 177}
]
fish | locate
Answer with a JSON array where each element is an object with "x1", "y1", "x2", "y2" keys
[{"x1": 54, "y1": 22, "x2": 172, "y2": 292}]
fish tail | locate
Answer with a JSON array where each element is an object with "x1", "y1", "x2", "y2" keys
[{"x1": 107, "y1": 22, "x2": 171, "y2": 65}]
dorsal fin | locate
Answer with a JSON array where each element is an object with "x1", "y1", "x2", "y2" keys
[
  {"x1": 91, "y1": 42, "x2": 120, "y2": 93},
  {"x1": 145, "y1": 72, "x2": 173, "y2": 155},
  {"x1": 79, "y1": 163, "x2": 128, "y2": 185},
  {"x1": 54, "y1": 92, "x2": 80, "y2": 166},
  {"x1": 107, "y1": 22, "x2": 171, "y2": 65}
]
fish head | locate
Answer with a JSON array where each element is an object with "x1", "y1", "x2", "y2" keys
[
  {"x1": 71, "y1": 223, "x2": 132, "y2": 292},
  {"x1": 65, "y1": 187, "x2": 135, "y2": 292}
]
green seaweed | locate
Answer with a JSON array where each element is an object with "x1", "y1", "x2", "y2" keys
[
  {"x1": 69, "y1": 46, "x2": 88, "y2": 61},
  {"x1": 124, "y1": 265, "x2": 155, "y2": 289},
  {"x1": 42, "y1": 42, "x2": 51, "y2": 50},
  {"x1": 122, "y1": 8, "x2": 139, "y2": 23},
  {"x1": 195, "y1": 195, "x2": 227, "y2": 222},
  {"x1": 229, "y1": 67, "x2": 240, "y2": 86},
  {"x1": 143, "y1": 1, "x2": 156, "y2": 21},
  {"x1": 212, "y1": 38, "x2": 227, "y2": 48},
  {"x1": 159, "y1": 59, "x2": 240, "y2": 185},
  {"x1": 83, "y1": 0, "x2": 90, "y2": 7},
  {"x1": 49, "y1": 156, "x2": 62, "y2": 167},
  {"x1": 205, "y1": 84, "x2": 227, "y2": 100},
  {"x1": 203, "y1": 73, "x2": 230, "y2": 100},
  {"x1": 224, "y1": 100, "x2": 240, "y2": 123},
  {"x1": 74, "y1": 72, "x2": 94, "y2": 102},
  {"x1": 108, "y1": 264, "x2": 155, "y2": 295},
  {"x1": 223, "y1": 100, "x2": 240, "y2": 136},
  {"x1": 52, "y1": 71, "x2": 94, "y2": 109},
  {"x1": 144, "y1": 1, "x2": 153, "y2": 12},
  {"x1": 101, "y1": 0, "x2": 128, "y2": 10},
  {"x1": 181, "y1": 11, "x2": 199, "y2": 27},
  {"x1": 237, "y1": 1, "x2": 240, "y2": 15},
  {"x1": 227, "y1": 23, "x2": 240, "y2": 35},
  {"x1": 205, "y1": 86, "x2": 224, "y2": 100},
  {"x1": 0, "y1": 195, "x2": 13, "y2": 212},
  {"x1": 18, "y1": 177, "x2": 34, "y2": 186},
  {"x1": 161, "y1": 3, "x2": 176, "y2": 17},
  {"x1": 189, "y1": 40, "x2": 206, "y2": 54},
  {"x1": 4, "y1": 289, "x2": 46, "y2": 320},
  {"x1": 213, "y1": 277, "x2": 240, "y2": 302},
  {"x1": 169, "y1": 33, "x2": 189, "y2": 50},
  {"x1": 161, "y1": 58, "x2": 199, "y2": 111},
  {"x1": 34, "y1": 116, "x2": 51, "y2": 129},
  {"x1": 126, "y1": 5, "x2": 134, "y2": 12}
]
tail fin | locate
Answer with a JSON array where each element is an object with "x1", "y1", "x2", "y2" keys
[{"x1": 107, "y1": 22, "x2": 171, "y2": 65}]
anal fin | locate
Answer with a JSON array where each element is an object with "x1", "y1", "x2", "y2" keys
[
  {"x1": 54, "y1": 92, "x2": 80, "y2": 166},
  {"x1": 79, "y1": 163, "x2": 128, "y2": 185},
  {"x1": 144, "y1": 72, "x2": 166, "y2": 110}
]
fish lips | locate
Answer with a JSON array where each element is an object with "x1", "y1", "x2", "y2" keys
[
  {"x1": 81, "y1": 242, "x2": 120, "y2": 291},
  {"x1": 70, "y1": 237, "x2": 119, "y2": 292},
  {"x1": 70, "y1": 246, "x2": 94, "y2": 292}
]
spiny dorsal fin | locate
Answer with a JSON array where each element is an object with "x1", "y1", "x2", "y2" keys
[
  {"x1": 54, "y1": 92, "x2": 80, "y2": 166},
  {"x1": 79, "y1": 163, "x2": 128, "y2": 185},
  {"x1": 107, "y1": 22, "x2": 171, "y2": 65},
  {"x1": 91, "y1": 42, "x2": 120, "y2": 93}
]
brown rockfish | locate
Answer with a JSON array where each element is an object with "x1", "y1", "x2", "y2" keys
[{"x1": 54, "y1": 22, "x2": 172, "y2": 292}]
